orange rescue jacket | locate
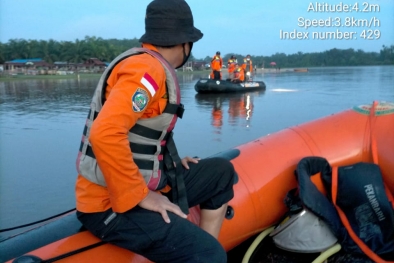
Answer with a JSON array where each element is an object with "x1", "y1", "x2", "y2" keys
[
  {"x1": 211, "y1": 55, "x2": 223, "y2": 71},
  {"x1": 234, "y1": 67, "x2": 245, "y2": 81},
  {"x1": 227, "y1": 59, "x2": 236, "y2": 73},
  {"x1": 75, "y1": 44, "x2": 172, "y2": 213},
  {"x1": 242, "y1": 58, "x2": 253, "y2": 72}
]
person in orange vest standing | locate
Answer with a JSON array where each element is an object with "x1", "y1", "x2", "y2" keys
[
  {"x1": 231, "y1": 63, "x2": 245, "y2": 83},
  {"x1": 241, "y1": 54, "x2": 253, "y2": 81},
  {"x1": 227, "y1": 55, "x2": 236, "y2": 80},
  {"x1": 210, "y1": 51, "x2": 223, "y2": 80}
]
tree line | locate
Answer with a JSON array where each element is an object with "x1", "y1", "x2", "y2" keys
[{"x1": 0, "y1": 36, "x2": 393, "y2": 68}]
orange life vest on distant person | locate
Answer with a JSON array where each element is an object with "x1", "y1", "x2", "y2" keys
[
  {"x1": 211, "y1": 55, "x2": 222, "y2": 71},
  {"x1": 242, "y1": 57, "x2": 253, "y2": 72},
  {"x1": 234, "y1": 67, "x2": 245, "y2": 81},
  {"x1": 227, "y1": 59, "x2": 236, "y2": 73}
]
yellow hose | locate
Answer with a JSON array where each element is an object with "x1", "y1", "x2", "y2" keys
[
  {"x1": 311, "y1": 243, "x2": 342, "y2": 263},
  {"x1": 241, "y1": 226, "x2": 275, "y2": 263},
  {"x1": 241, "y1": 227, "x2": 341, "y2": 263}
]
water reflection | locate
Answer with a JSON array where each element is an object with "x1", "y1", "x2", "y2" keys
[
  {"x1": 1, "y1": 66, "x2": 393, "y2": 237},
  {"x1": 0, "y1": 78, "x2": 98, "y2": 117},
  {"x1": 195, "y1": 90, "x2": 265, "y2": 133},
  {"x1": 177, "y1": 72, "x2": 210, "y2": 84}
]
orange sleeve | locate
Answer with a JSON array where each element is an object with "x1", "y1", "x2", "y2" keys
[
  {"x1": 241, "y1": 60, "x2": 246, "y2": 70},
  {"x1": 88, "y1": 54, "x2": 166, "y2": 213},
  {"x1": 240, "y1": 70, "x2": 245, "y2": 81}
]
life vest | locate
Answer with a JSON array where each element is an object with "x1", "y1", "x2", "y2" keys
[
  {"x1": 284, "y1": 156, "x2": 394, "y2": 262},
  {"x1": 243, "y1": 58, "x2": 252, "y2": 72},
  {"x1": 76, "y1": 47, "x2": 184, "y2": 191},
  {"x1": 211, "y1": 55, "x2": 222, "y2": 71},
  {"x1": 227, "y1": 59, "x2": 236, "y2": 73},
  {"x1": 234, "y1": 67, "x2": 244, "y2": 81}
]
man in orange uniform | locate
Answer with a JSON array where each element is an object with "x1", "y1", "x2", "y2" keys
[
  {"x1": 227, "y1": 55, "x2": 236, "y2": 80},
  {"x1": 75, "y1": 1, "x2": 235, "y2": 262},
  {"x1": 241, "y1": 54, "x2": 253, "y2": 81},
  {"x1": 231, "y1": 63, "x2": 245, "y2": 83},
  {"x1": 210, "y1": 51, "x2": 223, "y2": 80}
]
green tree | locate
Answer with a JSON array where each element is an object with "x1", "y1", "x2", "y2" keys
[
  {"x1": 61, "y1": 39, "x2": 90, "y2": 63},
  {"x1": 1, "y1": 37, "x2": 393, "y2": 66}
]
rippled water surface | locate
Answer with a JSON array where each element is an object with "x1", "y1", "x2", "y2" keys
[{"x1": 1, "y1": 66, "x2": 393, "y2": 238}]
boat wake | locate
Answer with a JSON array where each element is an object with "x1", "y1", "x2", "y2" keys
[{"x1": 270, "y1": 88, "x2": 299, "y2": 92}]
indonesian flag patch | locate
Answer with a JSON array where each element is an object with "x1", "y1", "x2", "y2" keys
[
  {"x1": 141, "y1": 73, "x2": 159, "y2": 97},
  {"x1": 132, "y1": 88, "x2": 149, "y2": 112}
]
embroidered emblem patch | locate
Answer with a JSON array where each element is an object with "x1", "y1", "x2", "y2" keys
[{"x1": 132, "y1": 88, "x2": 149, "y2": 112}]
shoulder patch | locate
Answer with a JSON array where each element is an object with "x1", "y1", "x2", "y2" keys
[{"x1": 132, "y1": 88, "x2": 149, "y2": 112}]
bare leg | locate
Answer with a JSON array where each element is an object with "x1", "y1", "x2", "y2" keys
[{"x1": 199, "y1": 203, "x2": 228, "y2": 239}]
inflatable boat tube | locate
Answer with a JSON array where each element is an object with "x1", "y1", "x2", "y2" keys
[{"x1": 2, "y1": 101, "x2": 394, "y2": 263}]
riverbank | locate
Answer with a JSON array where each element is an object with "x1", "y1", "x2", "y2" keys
[
  {"x1": 0, "y1": 69, "x2": 214, "y2": 82},
  {"x1": 0, "y1": 73, "x2": 102, "y2": 82},
  {"x1": 0, "y1": 68, "x2": 310, "y2": 82}
]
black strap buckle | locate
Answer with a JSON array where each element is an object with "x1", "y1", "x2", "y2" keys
[
  {"x1": 177, "y1": 103, "x2": 184, "y2": 119},
  {"x1": 163, "y1": 132, "x2": 189, "y2": 214}
]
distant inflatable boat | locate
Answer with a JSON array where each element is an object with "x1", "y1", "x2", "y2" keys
[
  {"x1": 194, "y1": 78, "x2": 266, "y2": 93},
  {"x1": 2, "y1": 101, "x2": 394, "y2": 263}
]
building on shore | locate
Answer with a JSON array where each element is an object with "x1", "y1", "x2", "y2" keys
[{"x1": 2, "y1": 58, "x2": 108, "y2": 76}]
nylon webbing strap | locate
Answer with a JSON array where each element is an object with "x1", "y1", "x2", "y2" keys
[
  {"x1": 129, "y1": 123, "x2": 162, "y2": 140},
  {"x1": 331, "y1": 167, "x2": 394, "y2": 263},
  {"x1": 39, "y1": 240, "x2": 107, "y2": 263},
  {"x1": 164, "y1": 133, "x2": 189, "y2": 214},
  {"x1": 163, "y1": 103, "x2": 184, "y2": 119},
  {"x1": 369, "y1": 101, "x2": 379, "y2": 165}
]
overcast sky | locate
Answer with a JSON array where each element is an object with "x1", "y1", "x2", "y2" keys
[{"x1": 1, "y1": 0, "x2": 393, "y2": 59}]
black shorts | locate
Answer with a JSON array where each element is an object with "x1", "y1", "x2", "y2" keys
[
  {"x1": 77, "y1": 157, "x2": 235, "y2": 263},
  {"x1": 213, "y1": 70, "x2": 221, "y2": 80}
]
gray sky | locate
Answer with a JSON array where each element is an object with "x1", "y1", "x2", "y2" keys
[{"x1": 1, "y1": 0, "x2": 393, "y2": 59}]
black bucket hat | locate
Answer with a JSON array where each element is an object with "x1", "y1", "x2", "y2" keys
[{"x1": 139, "y1": 0, "x2": 203, "y2": 46}]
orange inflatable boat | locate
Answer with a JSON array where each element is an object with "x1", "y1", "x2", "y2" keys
[{"x1": 2, "y1": 101, "x2": 394, "y2": 263}]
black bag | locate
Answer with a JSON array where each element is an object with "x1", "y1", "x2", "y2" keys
[{"x1": 292, "y1": 156, "x2": 394, "y2": 262}]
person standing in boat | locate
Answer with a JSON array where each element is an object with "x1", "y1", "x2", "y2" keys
[
  {"x1": 74, "y1": 0, "x2": 236, "y2": 262},
  {"x1": 242, "y1": 54, "x2": 253, "y2": 81},
  {"x1": 210, "y1": 51, "x2": 223, "y2": 80},
  {"x1": 227, "y1": 55, "x2": 236, "y2": 80},
  {"x1": 231, "y1": 63, "x2": 245, "y2": 83}
]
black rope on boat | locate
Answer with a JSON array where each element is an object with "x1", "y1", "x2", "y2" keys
[
  {"x1": 13, "y1": 241, "x2": 107, "y2": 263},
  {"x1": 0, "y1": 208, "x2": 76, "y2": 233},
  {"x1": 40, "y1": 241, "x2": 107, "y2": 263}
]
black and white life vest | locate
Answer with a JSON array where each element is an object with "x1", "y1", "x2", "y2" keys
[{"x1": 76, "y1": 47, "x2": 184, "y2": 191}]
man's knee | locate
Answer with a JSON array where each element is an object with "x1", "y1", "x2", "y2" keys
[
  {"x1": 191, "y1": 238, "x2": 227, "y2": 263},
  {"x1": 209, "y1": 157, "x2": 236, "y2": 182},
  {"x1": 204, "y1": 243, "x2": 227, "y2": 263}
]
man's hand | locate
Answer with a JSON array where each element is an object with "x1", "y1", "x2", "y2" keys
[
  {"x1": 138, "y1": 156, "x2": 200, "y2": 222},
  {"x1": 138, "y1": 190, "x2": 187, "y2": 223},
  {"x1": 181, "y1": 156, "x2": 200, "y2": 169}
]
